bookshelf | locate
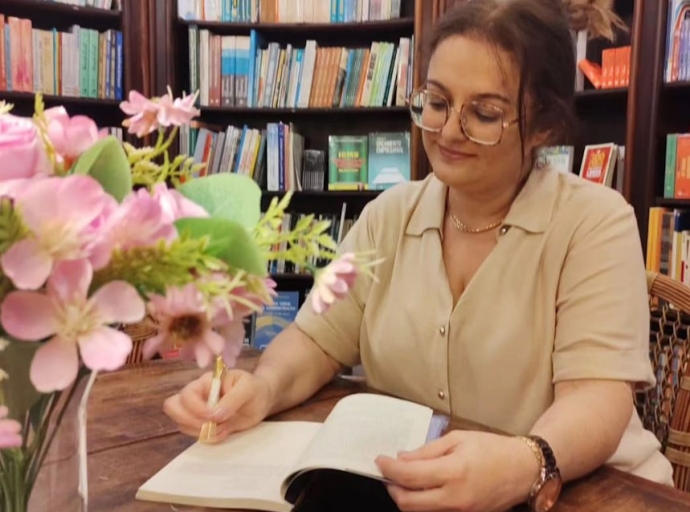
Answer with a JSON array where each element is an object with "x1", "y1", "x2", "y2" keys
[
  {"x1": 0, "y1": 0, "x2": 152, "y2": 129},
  {"x1": 155, "y1": 0, "x2": 419, "y2": 295}
]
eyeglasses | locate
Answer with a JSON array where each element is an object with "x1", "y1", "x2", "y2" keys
[{"x1": 408, "y1": 88, "x2": 518, "y2": 146}]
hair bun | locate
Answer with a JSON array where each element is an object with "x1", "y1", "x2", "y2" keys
[{"x1": 562, "y1": 0, "x2": 627, "y2": 41}]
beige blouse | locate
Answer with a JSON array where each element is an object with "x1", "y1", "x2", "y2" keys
[{"x1": 294, "y1": 167, "x2": 674, "y2": 485}]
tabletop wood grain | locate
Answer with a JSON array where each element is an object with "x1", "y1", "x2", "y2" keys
[{"x1": 77, "y1": 350, "x2": 690, "y2": 512}]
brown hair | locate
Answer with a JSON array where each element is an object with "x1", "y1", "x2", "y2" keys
[{"x1": 427, "y1": 0, "x2": 626, "y2": 153}]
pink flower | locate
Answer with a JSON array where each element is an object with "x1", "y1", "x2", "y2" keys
[
  {"x1": 0, "y1": 406, "x2": 22, "y2": 449},
  {"x1": 0, "y1": 113, "x2": 51, "y2": 180},
  {"x1": 311, "y1": 253, "x2": 359, "y2": 314},
  {"x1": 143, "y1": 283, "x2": 245, "y2": 368},
  {"x1": 120, "y1": 91, "x2": 161, "y2": 137},
  {"x1": 120, "y1": 90, "x2": 200, "y2": 137},
  {"x1": 157, "y1": 91, "x2": 200, "y2": 127},
  {"x1": 44, "y1": 107, "x2": 102, "y2": 170},
  {"x1": 1, "y1": 175, "x2": 110, "y2": 290},
  {"x1": 88, "y1": 188, "x2": 178, "y2": 270},
  {"x1": 0, "y1": 259, "x2": 145, "y2": 392},
  {"x1": 151, "y1": 183, "x2": 208, "y2": 223}
]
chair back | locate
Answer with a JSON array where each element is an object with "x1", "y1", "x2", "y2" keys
[{"x1": 640, "y1": 271, "x2": 690, "y2": 490}]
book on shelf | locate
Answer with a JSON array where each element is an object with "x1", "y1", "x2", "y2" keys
[
  {"x1": 265, "y1": 206, "x2": 357, "y2": 275},
  {"x1": 367, "y1": 131, "x2": 410, "y2": 190},
  {"x1": 46, "y1": 0, "x2": 121, "y2": 9},
  {"x1": 178, "y1": 0, "x2": 402, "y2": 23},
  {"x1": 253, "y1": 290, "x2": 299, "y2": 350},
  {"x1": 646, "y1": 208, "x2": 690, "y2": 285},
  {"x1": 664, "y1": 0, "x2": 690, "y2": 83},
  {"x1": 0, "y1": 15, "x2": 123, "y2": 99},
  {"x1": 576, "y1": 46, "x2": 630, "y2": 90},
  {"x1": 136, "y1": 392, "x2": 448, "y2": 512},
  {"x1": 579, "y1": 143, "x2": 618, "y2": 188},
  {"x1": 179, "y1": 122, "x2": 411, "y2": 193},
  {"x1": 663, "y1": 133, "x2": 690, "y2": 199},
  {"x1": 535, "y1": 145, "x2": 574, "y2": 174},
  {"x1": 187, "y1": 25, "x2": 413, "y2": 109}
]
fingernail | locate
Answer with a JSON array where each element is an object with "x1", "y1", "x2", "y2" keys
[{"x1": 212, "y1": 407, "x2": 225, "y2": 421}]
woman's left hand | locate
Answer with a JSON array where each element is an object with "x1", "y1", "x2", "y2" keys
[{"x1": 375, "y1": 430, "x2": 540, "y2": 512}]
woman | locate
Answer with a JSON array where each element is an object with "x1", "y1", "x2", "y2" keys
[{"x1": 164, "y1": 0, "x2": 674, "y2": 510}]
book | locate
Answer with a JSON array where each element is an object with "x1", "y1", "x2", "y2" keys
[
  {"x1": 136, "y1": 393, "x2": 448, "y2": 511},
  {"x1": 367, "y1": 132, "x2": 411, "y2": 190},
  {"x1": 253, "y1": 291, "x2": 300, "y2": 351},
  {"x1": 328, "y1": 135, "x2": 368, "y2": 190}
]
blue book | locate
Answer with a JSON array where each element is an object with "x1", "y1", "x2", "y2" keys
[
  {"x1": 253, "y1": 291, "x2": 300, "y2": 351},
  {"x1": 367, "y1": 132, "x2": 411, "y2": 190}
]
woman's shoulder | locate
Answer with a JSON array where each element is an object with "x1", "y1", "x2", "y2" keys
[
  {"x1": 551, "y1": 170, "x2": 633, "y2": 223},
  {"x1": 361, "y1": 176, "x2": 438, "y2": 222}
]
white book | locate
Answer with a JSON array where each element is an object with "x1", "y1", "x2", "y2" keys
[{"x1": 136, "y1": 393, "x2": 439, "y2": 511}]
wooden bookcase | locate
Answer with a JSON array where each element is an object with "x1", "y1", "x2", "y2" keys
[
  {"x1": 628, "y1": 0, "x2": 690, "y2": 244},
  {"x1": 0, "y1": 0, "x2": 153, "y2": 128},
  {"x1": 153, "y1": 0, "x2": 420, "y2": 294}
]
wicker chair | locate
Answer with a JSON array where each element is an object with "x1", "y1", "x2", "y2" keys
[
  {"x1": 637, "y1": 271, "x2": 690, "y2": 491},
  {"x1": 121, "y1": 318, "x2": 158, "y2": 365}
]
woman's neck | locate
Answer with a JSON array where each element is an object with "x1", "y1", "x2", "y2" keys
[{"x1": 446, "y1": 182, "x2": 519, "y2": 229}]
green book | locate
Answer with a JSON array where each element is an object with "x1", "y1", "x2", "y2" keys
[{"x1": 328, "y1": 135, "x2": 368, "y2": 190}]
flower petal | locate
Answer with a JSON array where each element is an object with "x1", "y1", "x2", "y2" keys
[
  {"x1": 78, "y1": 326, "x2": 132, "y2": 372},
  {"x1": 47, "y1": 259, "x2": 92, "y2": 303},
  {"x1": 1, "y1": 238, "x2": 53, "y2": 290},
  {"x1": 202, "y1": 329, "x2": 225, "y2": 356},
  {"x1": 63, "y1": 116, "x2": 100, "y2": 157},
  {"x1": 1, "y1": 290, "x2": 59, "y2": 340},
  {"x1": 194, "y1": 341, "x2": 214, "y2": 368},
  {"x1": 142, "y1": 333, "x2": 167, "y2": 360},
  {"x1": 30, "y1": 336, "x2": 79, "y2": 392},
  {"x1": 92, "y1": 281, "x2": 145, "y2": 324}
]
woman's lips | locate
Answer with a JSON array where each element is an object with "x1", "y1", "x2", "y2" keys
[{"x1": 438, "y1": 145, "x2": 477, "y2": 161}]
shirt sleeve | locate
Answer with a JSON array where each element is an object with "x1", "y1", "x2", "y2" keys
[
  {"x1": 293, "y1": 203, "x2": 377, "y2": 368},
  {"x1": 552, "y1": 193, "x2": 655, "y2": 389}
]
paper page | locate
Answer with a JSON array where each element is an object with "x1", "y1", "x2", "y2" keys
[
  {"x1": 288, "y1": 393, "x2": 432, "y2": 481},
  {"x1": 136, "y1": 421, "x2": 321, "y2": 512}
]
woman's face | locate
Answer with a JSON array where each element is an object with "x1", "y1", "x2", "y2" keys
[{"x1": 421, "y1": 35, "x2": 530, "y2": 195}]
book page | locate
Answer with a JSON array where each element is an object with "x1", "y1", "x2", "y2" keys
[
  {"x1": 136, "y1": 421, "x2": 321, "y2": 512},
  {"x1": 285, "y1": 394, "x2": 432, "y2": 484}
]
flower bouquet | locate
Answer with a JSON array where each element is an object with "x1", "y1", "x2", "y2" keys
[{"x1": 0, "y1": 90, "x2": 378, "y2": 512}]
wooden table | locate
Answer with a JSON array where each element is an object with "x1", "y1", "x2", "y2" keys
[{"x1": 85, "y1": 351, "x2": 690, "y2": 512}]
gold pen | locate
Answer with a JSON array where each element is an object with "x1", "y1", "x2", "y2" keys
[{"x1": 199, "y1": 356, "x2": 225, "y2": 443}]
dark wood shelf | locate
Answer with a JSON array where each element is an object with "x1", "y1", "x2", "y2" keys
[
  {"x1": 270, "y1": 273, "x2": 313, "y2": 281},
  {"x1": 262, "y1": 190, "x2": 382, "y2": 199},
  {"x1": 0, "y1": 91, "x2": 121, "y2": 107},
  {"x1": 0, "y1": 0, "x2": 121, "y2": 21},
  {"x1": 178, "y1": 17, "x2": 414, "y2": 35},
  {"x1": 663, "y1": 81, "x2": 690, "y2": 90},
  {"x1": 200, "y1": 106, "x2": 408, "y2": 115},
  {"x1": 656, "y1": 198, "x2": 690, "y2": 208},
  {"x1": 575, "y1": 87, "x2": 628, "y2": 99}
]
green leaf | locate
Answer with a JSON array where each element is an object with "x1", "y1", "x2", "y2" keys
[
  {"x1": 0, "y1": 339, "x2": 42, "y2": 419},
  {"x1": 71, "y1": 136, "x2": 132, "y2": 202},
  {"x1": 175, "y1": 217, "x2": 266, "y2": 275},
  {"x1": 177, "y1": 173, "x2": 262, "y2": 228}
]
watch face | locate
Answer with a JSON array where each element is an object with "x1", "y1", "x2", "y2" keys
[{"x1": 534, "y1": 477, "x2": 562, "y2": 512}]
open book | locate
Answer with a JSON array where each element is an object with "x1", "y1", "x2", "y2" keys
[{"x1": 136, "y1": 393, "x2": 448, "y2": 511}]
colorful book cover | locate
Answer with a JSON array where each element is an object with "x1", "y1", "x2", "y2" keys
[
  {"x1": 328, "y1": 135, "x2": 368, "y2": 190},
  {"x1": 367, "y1": 132, "x2": 411, "y2": 190},
  {"x1": 253, "y1": 291, "x2": 300, "y2": 351},
  {"x1": 535, "y1": 145, "x2": 574, "y2": 174},
  {"x1": 579, "y1": 143, "x2": 617, "y2": 187}
]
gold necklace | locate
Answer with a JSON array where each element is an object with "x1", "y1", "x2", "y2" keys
[{"x1": 447, "y1": 210, "x2": 503, "y2": 234}]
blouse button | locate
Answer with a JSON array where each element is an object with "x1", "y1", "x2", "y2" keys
[
  {"x1": 439, "y1": 326, "x2": 446, "y2": 335},
  {"x1": 499, "y1": 226, "x2": 509, "y2": 236},
  {"x1": 438, "y1": 390, "x2": 446, "y2": 400}
]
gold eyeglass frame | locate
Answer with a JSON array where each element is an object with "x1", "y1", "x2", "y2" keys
[{"x1": 406, "y1": 87, "x2": 519, "y2": 147}]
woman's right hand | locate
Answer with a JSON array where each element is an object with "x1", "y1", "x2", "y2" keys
[{"x1": 163, "y1": 369, "x2": 274, "y2": 443}]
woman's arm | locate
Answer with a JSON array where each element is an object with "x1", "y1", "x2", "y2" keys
[
  {"x1": 526, "y1": 379, "x2": 633, "y2": 482},
  {"x1": 254, "y1": 323, "x2": 344, "y2": 416},
  {"x1": 374, "y1": 379, "x2": 633, "y2": 512}
]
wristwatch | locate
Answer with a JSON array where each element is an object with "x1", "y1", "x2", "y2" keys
[{"x1": 518, "y1": 435, "x2": 562, "y2": 512}]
